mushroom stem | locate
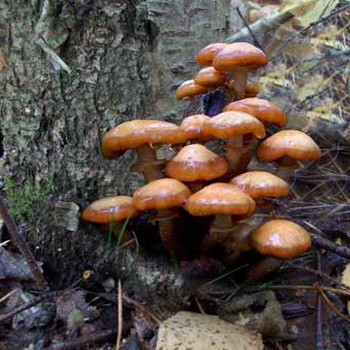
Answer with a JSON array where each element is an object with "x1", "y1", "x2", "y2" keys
[
  {"x1": 154, "y1": 209, "x2": 187, "y2": 257},
  {"x1": 133, "y1": 144, "x2": 165, "y2": 182},
  {"x1": 247, "y1": 257, "x2": 283, "y2": 282},
  {"x1": 231, "y1": 70, "x2": 248, "y2": 100}
]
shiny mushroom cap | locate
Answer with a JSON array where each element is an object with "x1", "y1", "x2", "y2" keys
[
  {"x1": 165, "y1": 144, "x2": 229, "y2": 182},
  {"x1": 250, "y1": 219, "x2": 312, "y2": 259},
  {"x1": 180, "y1": 114, "x2": 211, "y2": 142},
  {"x1": 213, "y1": 42, "x2": 268, "y2": 73},
  {"x1": 184, "y1": 183, "x2": 256, "y2": 217},
  {"x1": 101, "y1": 120, "x2": 188, "y2": 159},
  {"x1": 133, "y1": 178, "x2": 191, "y2": 211},
  {"x1": 175, "y1": 79, "x2": 208, "y2": 100},
  {"x1": 82, "y1": 196, "x2": 139, "y2": 224},
  {"x1": 204, "y1": 111, "x2": 266, "y2": 139},
  {"x1": 194, "y1": 67, "x2": 227, "y2": 87},
  {"x1": 230, "y1": 171, "x2": 290, "y2": 199},
  {"x1": 196, "y1": 42, "x2": 228, "y2": 66},
  {"x1": 224, "y1": 98, "x2": 287, "y2": 127},
  {"x1": 257, "y1": 130, "x2": 322, "y2": 163}
]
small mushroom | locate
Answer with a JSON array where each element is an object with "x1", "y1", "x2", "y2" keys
[
  {"x1": 180, "y1": 114, "x2": 212, "y2": 143},
  {"x1": 175, "y1": 79, "x2": 208, "y2": 100},
  {"x1": 133, "y1": 178, "x2": 191, "y2": 256},
  {"x1": 194, "y1": 67, "x2": 228, "y2": 89},
  {"x1": 165, "y1": 144, "x2": 229, "y2": 192},
  {"x1": 213, "y1": 43, "x2": 268, "y2": 100},
  {"x1": 101, "y1": 120, "x2": 188, "y2": 182},
  {"x1": 82, "y1": 196, "x2": 139, "y2": 244},
  {"x1": 203, "y1": 111, "x2": 266, "y2": 174},
  {"x1": 257, "y1": 130, "x2": 322, "y2": 180},
  {"x1": 230, "y1": 171, "x2": 290, "y2": 207},
  {"x1": 248, "y1": 219, "x2": 312, "y2": 281},
  {"x1": 183, "y1": 183, "x2": 256, "y2": 254},
  {"x1": 224, "y1": 98, "x2": 287, "y2": 127},
  {"x1": 196, "y1": 42, "x2": 228, "y2": 66}
]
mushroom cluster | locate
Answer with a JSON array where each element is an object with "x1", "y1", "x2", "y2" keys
[{"x1": 82, "y1": 41, "x2": 322, "y2": 279}]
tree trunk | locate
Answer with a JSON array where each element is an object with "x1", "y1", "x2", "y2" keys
[{"x1": 0, "y1": 0, "x2": 245, "y2": 288}]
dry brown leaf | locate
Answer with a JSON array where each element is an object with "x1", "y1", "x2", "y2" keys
[{"x1": 280, "y1": 0, "x2": 339, "y2": 27}]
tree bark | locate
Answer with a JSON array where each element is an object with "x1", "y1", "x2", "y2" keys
[{"x1": 0, "y1": 0, "x2": 245, "y2": 288}]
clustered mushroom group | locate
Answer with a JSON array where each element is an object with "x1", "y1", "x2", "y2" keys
[{"x1": 82, "y1": 41, "x2": 322, "y2": 279}]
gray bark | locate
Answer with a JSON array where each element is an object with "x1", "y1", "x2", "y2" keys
[{"x1": 0, "y1": 0, "x2": 245, "y2": 288}]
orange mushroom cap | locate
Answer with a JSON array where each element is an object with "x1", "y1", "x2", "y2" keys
[
  {"x1": 230, "y1": 171, "x2": 290, "y2": 199},
  {"x1": 82, "y1": 196, "x2": 139, "y2": 224},
  {"x1": 180, "y1": 114, "x2": 212, "y2": 142},
  {"x1": 224, "y1": 98, "x2": 287, "y2": 127},
  {"x1": 250, "y1": 219, "x2": 312, "y2": 259},
  {"x1": 257, "y1": 130, "x2": 322, "y2": 162},
  {"x1": 194, "y1": 67, "x2": 227, "y2": 87},
  {"x1": 175, "y1": 79, "x2": 208, "y2": 100},
  {"x1": 213, "y1": 42, "x2": 268, "y2": 73},
  {"x1": 196, "y1": 43, "x2": 228, "y2": 66},
  {"x1": 204, "y1": 111, "x2": 266, "y2": 139},
  {"x1": 184, "y1": 183, "x2": 256, "y2": 217},
  {"x1": 165, "y1": 144, "x2": 229, "y2": 182},
  {"x1": 101, "y1": 120, "x2": 188, "y2": 159},
  {"x1": 133, "y1": 178, "x2": 191, "y2": 211}
]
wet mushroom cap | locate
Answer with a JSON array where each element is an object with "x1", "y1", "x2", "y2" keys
[
  {"x1": 133, "y1": 178, "x2": 191, "y2": 211},
  {"x1": 101, "y1": 120, "x2": 188, "y2": 159},
  {"x1": 194, "y1": 67, "x2": 227, "y2": 87},
  {"x1": 196, "y1": 42, "x2": 228, "y2": 66},
  {"x1": 213, "y1": 42, "x2": 268, "y2": 72},
  {"x1": 224, "y1": 98, "x2": 287, "y2": 126},
  {"x1": 250, "y1": 219, "x2": 312, "y2": 259},
  {"x1": 175, "y1": 79, "x2": 208, "y2": 100},
  {"x1": 230, "y1": 171, "x2": 290, "y2": 199},
  {"x1": 82, "y1": 196, "x2": 139, "y2": 224},
  {"x1": 204, "y1": 111, "x2": 266, "y2": 139},
  {"x1": 180, "y1": 114, "x2": 211, "y2": 141},
  {"x1": 257, "y1": 130, "x2": 322, "y2": 162},
  {"x1": 165, "y1": 144, "x2": 229, "y2": 182},
  {"x1": 184, "y1": 183, "x2": 256, "y2": 216}
]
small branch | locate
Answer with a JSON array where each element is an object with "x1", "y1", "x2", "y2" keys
[
  {"x1": 315, "y1": 283, "x2": 350, "y2": 324},
  {"x1": 0, "y1": 195, "x2": 48, "y2": 290},
  {"x1": 49, "y1": 330, "x2": 116, "y2": 350},
  {"x1": 301, "y1": 221, "x2": 350, "y2": 260},
  {"x1": 115, "y1": 279, "x2": 123, "y2": 350}
]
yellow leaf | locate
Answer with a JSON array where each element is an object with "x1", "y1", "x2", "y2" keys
[{"x1": 280, "y1": 0, "x2": 339, "y2": 27}]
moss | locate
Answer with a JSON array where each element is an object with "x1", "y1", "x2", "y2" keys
[{"x1": 4, "y1": 176, "x2": 51, "y2": 221}]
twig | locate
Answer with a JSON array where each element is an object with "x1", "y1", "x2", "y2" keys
[
  {"x1": 49, "y1": 330, "x2": 115, "y2": 350},
  {"x1": 0, "y1": 291, "x2": 55, "y2": 323},
  {"x1": 0, "y1": 289, "x2": 17, "y2": 304},
  {"x1": 227, "y1": 11, "x2": 294, "y2": 44},
  {"x1": 194, "y1": 296, "x2": 206, "y2": 315},
  {"x1": 314, "y1": 283, "x2": 350, "y2": 324},
  {"x1": 235, "y1": 7, "x2": 263, "y2": 50},
  {"x1": 115, "y1": 279, "x2": 123, "y2": 350},
  {"x1": 122, "y1": 294, "x2": 162, "y2": 324},
  {"x1": 315, "y1": 252, "x2": 323, "y2": 350},
  {"x1": 0, "y1": 194, "x2": 48, "y2": 290},
  {"x1": 302, "y1": 221, "x2": 350, "y2": 260}
]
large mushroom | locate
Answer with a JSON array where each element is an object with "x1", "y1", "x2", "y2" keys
[
  {"x1": 165, "y1": 144, "x2": 229, "y2": 192},
  {"x1": 183, "y1": 183, "x2": 256, "y2": 254},
  {"x1": 133, "y1": 178, "x2": 191, "y2": 256},
  {"x1": 257, "y1": 130, "x2": 322, "y2": 180},
  {"x1": 101, "y1": 120, "x2": 188, "y2": 182},
  {"x1": 213, "y1": 42, "x2": 268, "y2": 100}
]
